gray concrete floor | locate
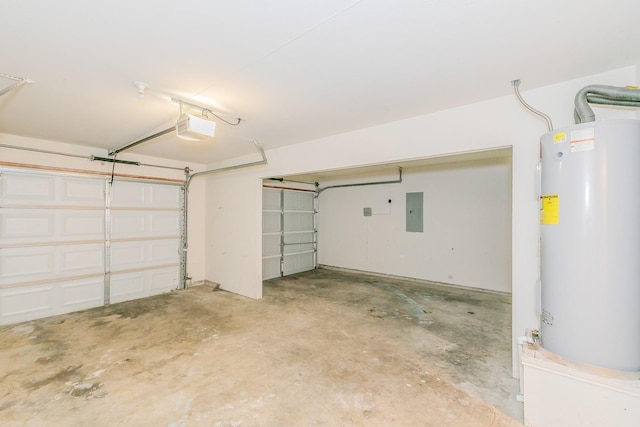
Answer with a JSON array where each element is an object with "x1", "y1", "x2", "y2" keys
[{"x1": 0, "y1": 268, "x2": 522, "y2": 426}]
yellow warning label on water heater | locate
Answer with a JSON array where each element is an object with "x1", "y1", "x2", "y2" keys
[
  {"x1": 541, "y1": 194, "x2": 559, "y2": 225},
  {"x1": 553, "y1": 132, "x2": 567, "y2": 144}
]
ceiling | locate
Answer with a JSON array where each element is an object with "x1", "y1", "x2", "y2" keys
[
  {"x1": 277, "y1": 147, "x2": 512, "y2": 185},
  {"x1": 1, "y1": 1, "x2": 639, "y2": 165}
]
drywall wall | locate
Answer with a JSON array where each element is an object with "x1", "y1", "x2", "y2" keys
[
  {"x1": 317, "y1": 156, "x2": 512, "y2": 293},
  {"x1": 203, "y1": 65, "x2": 638, "y2": 377},
  {"x1": 0, "y1": 133, "x2": 208, "y2": 282}
]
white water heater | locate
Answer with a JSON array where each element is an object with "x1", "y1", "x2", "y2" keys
[{"x1": 540, "y1": 118, "x2": 640, "y2": 371}]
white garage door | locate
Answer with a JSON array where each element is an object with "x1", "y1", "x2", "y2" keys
[
  {"x1": 0, "y1": 168, "x2": 184, "y2": 325},
  {"x1": 262, "y1": 187, "x2": 317, "y2": 280}
]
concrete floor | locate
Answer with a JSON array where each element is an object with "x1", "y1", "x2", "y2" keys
[{"x1": 0, "y1": 268, "x2": 522, "y2": 426}]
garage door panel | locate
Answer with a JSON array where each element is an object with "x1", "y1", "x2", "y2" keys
[
  {"x1": 110, "y1": 181, "x2": 146, "y2": 206},
  {"x1": 111, "y1": 211, "x2": 180, "y2": 238},
  {"x1": 149, "y1": 239, "x2": 179, "y2": 263},
  {"x1": 1, "y1": 209, "x2": 104, "y2": 246},
  {"x1": 0, "y1": 243, "x2": 104, "y2": 286},
  {"x1": 110, "y1": 239, "x2": 179, "y2": 271},
  {"x1": 284, "y1": 191, "x2": 314, "y2": 211},
  {"x1": 262, "y1": 235, "x2": 280, "y2": 257},
  {"x1": 110, "y1": 213, "x2": 146, "y2": 236},
  {"x1": 283, "y1": 232, "x2": 315, "y2": 255},
  {"x1": 1, "y1": 173, "x2": 55, "y2": 203},
  {"x1": 110, "y1": 181, "x2": 181, "y2": 208},
  {"x1": 60, "y1": 278, "x2": 104, "y2": 309},
  {"x1": 59, "y1": 244, "x2": 104, "y2": 273},
  {"x1": 0, "y1": 248, "x2": 54, "y2": 282},
  {"x1": 62, "y1": 212, "x2": 104, "y2": 238},
  {"x1": 110, "y1": 272, "x2": 145, "y2": 303},
  {"x1": 110, "y1": 266, "x2": 178, "y2": 304},
  {"x1": 149, "y1": 185, "x2": 181, "y2": 207},
  {"x1": 1, "y1": 173, "x2": 105, "y2": 207},
  {"x1": 149, "y1": 268, "x2": 179, "y2": 294},
  {"x1": 1, "y1": 212, "x2": 54, "y2": 240},
  {"x1": 262, "y1": 258, "x2": 281, "y2": 280},
  {"x1": 0, "y1": 285, "x2": 54, "y2": 323},
  {"x1": 263, "y1": 188, "x2": 281, "y2": 210},
  {"x1": 110, "y1": 243, "x2": 145, "y2": 267},
  {"x1": 61, "y1": 178, "x2": 105, "y2": 204},
  {"x1": 149, "y1": 212, "x2": 180, "y2": 234},
  {"x1": 0, "y1": 210, "x2": 104, "y2": 245},
  {"x1": 0, "y1": 276, "x2": 104, "y2": 325},
  {"x1": 262, "y1": 212, "x2": 281, "y2": 234},
  {"x1": 283, "y1": 212, "x2": 314, "y2": 232},
  {"x1": 283, "y1": 252, "x2": 315, "y2": 276}
]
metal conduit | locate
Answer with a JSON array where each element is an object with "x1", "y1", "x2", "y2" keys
[
  {"x1": 109, "y1": 126, "x2": 175, "y2": 156},
  {"x1": 511, "y1": 79, "x2": 554, "y2": 132},
  {"x1": 0, "y1": 73, "x2": 33, "y2": 97},
  {"x1": 180, "y1": 140, "x2": 268, "y2": 289},
  {"x1": 317, "y1": 167, "x2": 403, "y2": 194},
  {"x1": 0, "y1": 143, "x2": 89, "y2": 160},
  {"x1": 265, "y1": 177, "x2": 318, "y2": 186}
]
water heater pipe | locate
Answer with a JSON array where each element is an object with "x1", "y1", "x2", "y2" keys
[
  {"x1": 511, "y1": 79, "x2": 554, "y2": 132},
  {"x1": 574, "y1": 84, "x2": 640, "y2": 123}
]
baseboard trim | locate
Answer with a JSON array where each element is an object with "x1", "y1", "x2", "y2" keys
[{"x1": 317, "y1": 264, "x2": 511, "y2": 296}]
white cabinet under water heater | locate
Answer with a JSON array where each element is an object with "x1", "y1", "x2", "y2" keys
[{"x1": 540, "y1": 118, "x2": 640, "y2": 372}]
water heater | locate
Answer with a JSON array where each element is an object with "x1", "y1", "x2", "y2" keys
[{"x1": 540, "y1": 118, "x2": 640, "y2": 371}]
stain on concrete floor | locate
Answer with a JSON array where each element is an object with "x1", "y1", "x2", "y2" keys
[{"x1": 0, "y1": 268, "x2": 522, "y2": 426}]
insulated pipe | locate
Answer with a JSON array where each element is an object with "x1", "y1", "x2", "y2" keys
[
  {"x1": 585, "y1": 94, "x2": 640, "y2": 107},
  {"x1": 180, "y1": 140, "x2": 268, "y2": 289},
  {"x1": 574, "y1": 85, "x2": 640, "y2": 123}
]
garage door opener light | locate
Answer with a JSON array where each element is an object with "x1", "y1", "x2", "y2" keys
[
  {"x1": 172, "y1": 97, "x2": 242, "y2": 141},
  {"x1": 176, "y1": 113, "x2": 216, "y2": 141}
]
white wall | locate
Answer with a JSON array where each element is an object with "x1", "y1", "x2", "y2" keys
[
  {"x1": 204, "y1": 65, "x2": 638, "y2": 377},
  {"x1": 0, "y1": 133, "x2": 208, "y2": 283},
  {"x1": 318, "y1": 156, "x2": 512, "y2": 293}
]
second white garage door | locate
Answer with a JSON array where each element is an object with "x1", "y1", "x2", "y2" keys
[{"x1": 262, "y1": 187, "x2": 317, "y2": 280}]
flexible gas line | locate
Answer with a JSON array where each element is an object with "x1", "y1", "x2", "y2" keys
[{"x1": 511, "y1": 79, "x2": 553, "y2": 132}]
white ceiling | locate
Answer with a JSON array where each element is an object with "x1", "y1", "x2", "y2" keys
[
  {"x1": 1, "y1": 1, "x2": 639, "y2": 165},
  {"x1": 277, "y1": 147, "x2": 512, "y2": 185}
]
